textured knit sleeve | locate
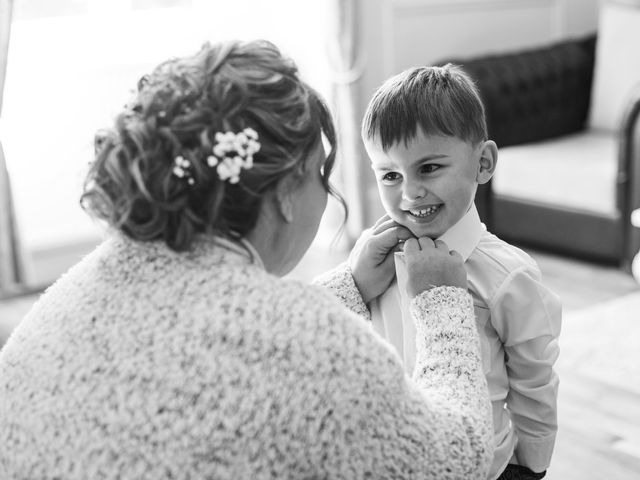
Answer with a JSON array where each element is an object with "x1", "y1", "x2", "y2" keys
[
  {"x1": 308, "y1": 285, "x2": 493, "y2": 479},
  {"x1": 490, "y1": 266, "x2": 562, "y2": 473},
  {"x1": 312, "y1": 262, "x2": 370, "y2": 321}
]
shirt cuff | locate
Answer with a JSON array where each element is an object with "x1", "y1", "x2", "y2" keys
[{"x1": 515, "y1": 432, "x2": 556, "y2": 473}]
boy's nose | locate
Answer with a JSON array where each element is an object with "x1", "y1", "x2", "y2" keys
[{"x1": 402, "y1": 179, "x2": 426, "y2": 201}]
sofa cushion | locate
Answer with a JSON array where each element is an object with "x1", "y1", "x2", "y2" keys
[
  {"x1": 492, "y1": 130, "x2": 617, "y2": 217},
  {"x1": 588, "y1": 0, "x2": 640, "y2": 131},
  {"x1": 443, "y1": 36, "x2": 595, "y2": 148}
]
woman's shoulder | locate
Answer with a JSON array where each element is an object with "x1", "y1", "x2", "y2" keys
[
  {"x1": 267, "y1": 276, "x2": 355, "y2": 321},
  {"x1": 267, "y1": 276, "x2": 405, "y2": 375},
  {"x1": 258, "y1": 275, "x2": 376, "y2": 348}
]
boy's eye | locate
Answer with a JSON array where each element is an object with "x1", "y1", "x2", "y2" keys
[
  {"x1": 419, "y1": 164, "x2": 440, "y2": 174},
  {"x1": 381, "y1": 172, "x2": 401, "y2": 183}
]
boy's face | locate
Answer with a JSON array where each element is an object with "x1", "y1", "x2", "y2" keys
[{"x1": 365, "y1": 131, "x2": 495, "y2": 239}]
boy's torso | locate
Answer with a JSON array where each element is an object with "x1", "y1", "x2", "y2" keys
[
  {"x1": 371, "y1": 226, "x2": 539, "y2": 376},
  {"x1": 369, "y1": 206, "x2": 549, "y2": 479}
]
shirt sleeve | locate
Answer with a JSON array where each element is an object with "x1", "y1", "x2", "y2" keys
[
  {"x1": 312, "y1": 262, "x2": 370, "y2": 321},
  {"x1": 490, "y1": 266, "x2": 562, "y2": 473},
  {"x1": 312, "y1": 286, "x2": 494, "y2": 479}
]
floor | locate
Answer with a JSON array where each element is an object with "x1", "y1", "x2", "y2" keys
[
  {"x1": 1, "y1": 244, "x2": 640, "y2": 479},
  {"x1": 537, "y1": 258, "x2": 640, "y2": 480}
]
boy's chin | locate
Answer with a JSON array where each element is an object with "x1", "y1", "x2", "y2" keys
[
  {"x1": 389, "y1": 212, "x2": 447, "y2": 238},
  {"x1": 398, "y1": 222, "x2": 442, "y2": 240}
]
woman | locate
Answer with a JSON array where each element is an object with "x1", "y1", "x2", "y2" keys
[{"x1": 0, "y1": 40, "x2": 492, "y2": 479}]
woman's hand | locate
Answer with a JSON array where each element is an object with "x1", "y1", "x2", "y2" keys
[
  {"x1": 404, "y1": 237, "x2": 467, "y2": 298},
  {"x1": 349, "y1": 215, "x2": 413, "y2": 304}
]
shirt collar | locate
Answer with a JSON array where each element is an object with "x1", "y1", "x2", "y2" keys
[{"x1": 437, "y1": 204, "x2": 485, "y2": 261}]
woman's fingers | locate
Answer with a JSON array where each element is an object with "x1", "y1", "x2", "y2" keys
[
  {"x1": 370, "y1": 214, "x2": 392, "y2": 232},
  {"x1": 433, "y1": 238, "x2": 448, "y2": 250},
  {"x1": 405, "y1": 236, "x2": 438, "y2": 252},
  {"x1": 418, "y1": 237, "x2": 436, "y2": 250},
  {"x1": 370, "y1": 216, "x2": 416, "y2": 238},
  {"x1": 403, "y1": 237, "x2": 467, "y2": 295},
  {"x1": 403, "y1": 237, "x2": 419, "y2": 254},
  {"x1": 449, "y1": 249, "x2": 463, "y2": 261},
  {"x1": 348, "y1": 218, "x2": 413, "y2": 304},
  {"x1": 375, "y1": 225, "x2": 413, "y2": 252},
  {"x1": 433, "y1": 239, "x2": 462, "y2": 260},
  {"x1": 371, "y1": 219, "x2": 399, "y2": 236}
]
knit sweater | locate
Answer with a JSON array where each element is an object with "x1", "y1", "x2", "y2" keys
[{"x1": 0, "y1": 234, "x2": 492, "y2": 479}]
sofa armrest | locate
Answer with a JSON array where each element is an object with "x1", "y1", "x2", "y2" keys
[
  {"x1": 439, "y1": 35, "x2": 596, "y2": 148},
  {"x1": 618, "y1": 84, "x2": 640, "y2": 264}
]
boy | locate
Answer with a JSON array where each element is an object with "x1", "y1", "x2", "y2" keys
[{"x1": 358, "y1": 64, "x2": 561, "y2": 480}]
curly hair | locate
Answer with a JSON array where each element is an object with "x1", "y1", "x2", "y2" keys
[
  {"x1": 362, "y1": 64, "x2": 488, "y2": 151},
  {"x1": 81, "y1": 40, "x2": 344, "y2": 251}
]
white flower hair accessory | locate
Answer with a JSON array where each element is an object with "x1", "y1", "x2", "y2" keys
[
  {"x1": 172, "y1": 127, "x2": 260, "y2": 185},
  {"x1": 172, "y1": 155, "x2": 195, "y2": 185}
]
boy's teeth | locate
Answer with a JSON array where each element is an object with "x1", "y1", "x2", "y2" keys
[{"x1": 409, "y1": 206, "x2": 438, "y2": 217}]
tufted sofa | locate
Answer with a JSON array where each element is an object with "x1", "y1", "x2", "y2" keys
[{"x1": 440, "y1": 34, "x2": 640, "y2": 267}]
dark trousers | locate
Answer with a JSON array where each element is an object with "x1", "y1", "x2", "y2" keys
[{"x1": 497, "y1": 464, "x2": 546, "y2": 480}]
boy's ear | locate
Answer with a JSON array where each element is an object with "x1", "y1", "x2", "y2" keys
[
  {"x1": 274, "y1": 177, "x2": 295, "y2": 223},
  {"x1": 476, "y1": 140, "x2": 498, "y2": 185}
]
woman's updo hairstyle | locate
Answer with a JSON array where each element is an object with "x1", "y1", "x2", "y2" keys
[{"x1": 81, "y1": 39, "x2": 340, "y2": 251}]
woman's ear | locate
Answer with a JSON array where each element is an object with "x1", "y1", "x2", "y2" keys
[
  {"x1": 476, "y1": 140, "x2": 498, "y2": 185},
  {"x1": 275, "y1": 176, "x2": 296, "y2": 223}
]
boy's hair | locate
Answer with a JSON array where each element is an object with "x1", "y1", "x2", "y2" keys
[
  {"x1": 362, "y1": 64, "x2": 488, "y2": 150},
  {"x1": 81, "y1": 39, "x2": 344, "y2": 252}
]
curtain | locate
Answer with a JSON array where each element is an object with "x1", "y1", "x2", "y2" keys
[
  {"x1": 0, "y1": 0, "x2": 27, "y2": 297},
  {"x1": 327, "y1": 0, "x2": 369, "y2": 242}
]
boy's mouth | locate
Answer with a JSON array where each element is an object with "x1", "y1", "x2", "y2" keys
[{"x1": 406, "y1": 204, "x2": 441, "y2": 219}]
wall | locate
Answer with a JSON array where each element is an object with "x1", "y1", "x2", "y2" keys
[{"x1": 353, "y1": 0, "x2": 600, "y2": 225}]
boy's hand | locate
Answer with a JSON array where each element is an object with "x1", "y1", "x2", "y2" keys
[
  {"x1": 349, "y1": 215, "x2": 413, "y2": 304},
  {"x1": 403, "y1": 238, "x2": 467, "y2": 298}
]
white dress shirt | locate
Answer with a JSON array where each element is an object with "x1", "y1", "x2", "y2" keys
[{"x1": 370, "y1": 204, "x2": 561, "y2": 479}]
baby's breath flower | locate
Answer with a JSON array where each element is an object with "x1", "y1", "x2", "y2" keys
[{"x1": 172, "y1": 127, "x2": 260, "y2": 186}]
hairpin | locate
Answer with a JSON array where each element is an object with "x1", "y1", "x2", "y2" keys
[{"x1": 172, "y1": 127, "x2": 260, "y2": 185}]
